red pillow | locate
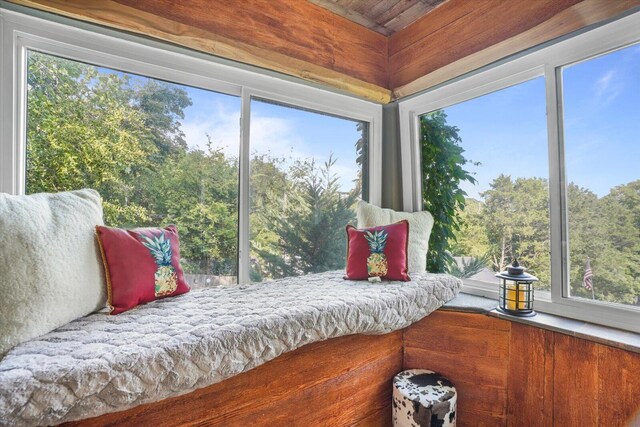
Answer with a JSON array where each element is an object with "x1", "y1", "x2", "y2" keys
[
  {"x1": 95, "y1": 225, "x2": 190, "y2": 314},
  {"x1": 345, "y1": 220, "x2": 410, "y2": 281}
]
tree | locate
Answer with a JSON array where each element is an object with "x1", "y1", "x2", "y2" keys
[
  {"x1": 133, "y1": 79, "x2": 192, "y2": 160},
  {"x1": 252, "y1": 156, "x2": 356, "y2": 280},
  {"x1": 26, "y1": 51, "x2": 156, "y2": 226},
  {"x1": 420, "y1": 110, "x2": 477, "y2": 273},
  {"x1": 450, "y1": 198, "x2": 490, "y2": 258},
  {"x1": 567, "y1": 181, "x2": 640, "y2": 304},
  {"x1": 145, "y1": 142, "x2": 240, "y2": 275},
  {"x1": 481, "y1": 175, "x2": 550, "y2": 287},
  {"x1": 355, "y1": 121, "x2": 369, "y2": 199}
]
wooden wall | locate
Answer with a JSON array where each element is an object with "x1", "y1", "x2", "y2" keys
[
  {"x1": 388, "y1": 0, "x2": 582, "y2": 89},
  {"x1": 67, "y1": 331, "x2": 402, "y2": 427},
  {"x1": 389, "y1": 0, "x2": 640, "y2": 98},
  {"x1": 112, "y1": 0, "x2": 388, "y2": 88},
  {"x1": 7, "y1": 0, "x2": 640, "y2": 102},
  {"x1": 6, "y1": 0, "x2": 391, "y2": 103},
  {"x1": 404, "y1": 311, "x2": 640, "y2": 427}
]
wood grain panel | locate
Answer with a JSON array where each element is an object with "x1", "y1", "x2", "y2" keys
[
  {"x1": 353, "y1": 405, "x2": 392, "y2": 426},
  {"x1": 66, "y1": 331, "x2": 402, "y2": 427},
  {"x1": 506, "y1": 323, "x2": 554, "y2": 427},
  {"x1": 389, "y1": 0, "x2": 582, "y2": 89},
  {"x1": 7, "y1": 0, "x2": 392, "y2": 103},
  {"x1": 389, "y1": 0, "x2": 640, "y2": 99},
  {"x1": 112, "y1": 0, "x2": 388, "y2": 87},
  {"x1": 553, "y1": 333, "x2": 599, "y2": 427},
  {"x1": 403, "y1": 311, "x2": 511, "y2": 426},
  {"x1": 598, "y1": 344, "x2": 640, "y2": 426}
]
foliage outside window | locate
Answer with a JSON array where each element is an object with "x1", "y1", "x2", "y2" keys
[
  {"x1": 26, "y1": 51, "x2": 369, "y2": 286},
  {"x1": 420, "y1": 78, "x2": 551, "y2": 290},
  {"x1": 249, "y1": 99, "x2": 368, "y2": 282},
  {"x1": 562, "y1": 44, "x2": 640, "y2": 306},
  {"x1": 420, "y1": 48, "x2": 640, "y2": 309}
]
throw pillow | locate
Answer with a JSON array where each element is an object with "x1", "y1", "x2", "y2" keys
[
  {"x1": 95, "y1": 224, "x2": 190, "y2": 314},
  {"x1": 357, "y1": 200, "x2": 434, "y2": 272},
  {"x1": 345, "y1": 220, "x2": 410, "y2": 281},
  {"x1": 0, "y1": 189, "x2": 106, "y2": 355}
]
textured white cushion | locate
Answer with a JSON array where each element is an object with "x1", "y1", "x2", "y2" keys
[
  {"x1": 0, "y1": 189, "x2": 106, "y2": 355},
  {"x1": 357, "y1": 200, "x2": 434, "y2": 272}
]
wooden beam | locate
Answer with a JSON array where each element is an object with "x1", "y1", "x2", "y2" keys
[
  {"x1": 392, "y1": 0, "x2": 640, "y2": 99},
  {"x1": 6, "y1": 0, "x2": 392, "y2": 103}
]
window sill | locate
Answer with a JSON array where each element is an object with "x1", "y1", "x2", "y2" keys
[{"x1": 442, "y1": 292, "x2": 640, "y2": 354}]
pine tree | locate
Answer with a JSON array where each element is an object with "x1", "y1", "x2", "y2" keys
[{"x1": 252, "y1": 155, "x2": 356, "y2": 280}]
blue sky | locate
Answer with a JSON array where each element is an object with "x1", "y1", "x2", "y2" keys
[
  {"x1": 94, "y1": 41, "x2": 639, "y2": 199},
  {"x1": 95, "y1": 67, "x2": 362, "y2": 193},
  {"x1": 179, "y1": 87, "x2": 362, "y2": 192},
  {"x1": 442, "y1": 43, "x2": 640, "y2": 200}
]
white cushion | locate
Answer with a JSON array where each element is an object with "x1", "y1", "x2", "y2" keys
[
  {"x1": 0, "y1": 189, "x2": 106, "y2": 355},
  {"x1": 357, "y1": 200, "x2": 434, "y2": 273}
]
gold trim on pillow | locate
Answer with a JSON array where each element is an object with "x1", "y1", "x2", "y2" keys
[{"x1": 94, "y1": 226, "x2": 114, "y2": 314}]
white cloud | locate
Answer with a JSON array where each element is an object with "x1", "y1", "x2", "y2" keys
[
  {"x1": 182, "y1": 103, "x2": 241, "y2": 157},
  {"x1": 594, "y1": 69, "x2": 622, "y2": 106},
  {"x1": 249, "y1": 114, "x2": 306, "y2": 159},
  {"x1": 180, "y1": 106, "x2": 359, "y2": 191}
]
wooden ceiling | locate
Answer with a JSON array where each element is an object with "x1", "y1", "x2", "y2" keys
[{"x1": 308, "y1": 0, "x2": 448, "y2": 35}]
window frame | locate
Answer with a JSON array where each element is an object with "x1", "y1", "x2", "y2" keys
[
  {"x1": 398, "y1": 11, "x2": 640, "y2": 333},
  {"x1": 0, "y1": 8, "x2": 383, "y2": 285}
]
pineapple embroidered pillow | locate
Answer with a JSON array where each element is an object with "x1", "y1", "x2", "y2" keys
[
  {"x1": 95, "y1": 225, "x2": 190, "y2": 314},
  {"x1": 345, "y1": 220, "x2": 410, "y2": 281}
]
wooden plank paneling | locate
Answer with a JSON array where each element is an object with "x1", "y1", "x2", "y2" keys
[
  {"x1": 111, "y1": 0, "x2": 388, "y2": 87},
  {"x1": 66, "y1": 331, "x2": 402, "y2": 427},
  {"x1": 553, "y1": 333, "x2": 600, "y2": 427},
  {"x1": 403, "y1": 311, "x2": 511, "y2": 426},
  {"x1": 404, "y1": 311, "x2": 640, "y2": 427},
  {"x1": 389, "y1": 0, "x2": 582, "y2": 89},
  {"x1": 506, "y1": 323, "x2": 554, "y2": 427},
  {"x1": 7, "y1": 0, "x2": 392, "y2": 103},
  {"x1": 598, "y1": 344, "x2": 640, "y2": 426},
  {"x1": 390, "y1": 0, "x2": 640, "y2": 98},
  {"x1": 309, "y1": 0, "x2": 447, "y2": 35}
]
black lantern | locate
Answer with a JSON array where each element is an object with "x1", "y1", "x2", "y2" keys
[{"x1": 496, "y1": 259, "x2": 537, "y2": 317}]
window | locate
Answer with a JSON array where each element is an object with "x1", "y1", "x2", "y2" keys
[
  {"x1": 400, "y1": 11, "x2": 640, "y2": 331},
  {"x1": 2, "y1": 10, "x2": 380, "y2": 288},
  {"x1": 26, "y1": 51, "x2": 241, "y2": 287},
  {"x1": 562, "y1": 44, "x2": 640, "y2": 307},
  {"x1": 249, "y1": 98, "x2": 368, "y2": 281},
  {"x1": 419, "y1": 78, "x2": 550, "y2": 292}
]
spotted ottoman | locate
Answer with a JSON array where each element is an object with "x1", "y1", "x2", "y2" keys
[{"x1": 392, "y1": 369, "x2": 457, "y2": 427}]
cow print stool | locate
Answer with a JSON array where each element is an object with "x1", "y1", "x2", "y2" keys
[{"x1": 392, "y1": 369, "x2": 457, "y2": 427}]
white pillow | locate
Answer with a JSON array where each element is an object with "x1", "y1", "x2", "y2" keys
[
  {"x1": 357, "y1": 200, "x2": 434, "y2": 273},
  {"x1": 0, "y1": 189, "x2": 106, "y2": 355}
]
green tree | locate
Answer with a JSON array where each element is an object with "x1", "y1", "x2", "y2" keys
[
  {"x1": 26, "y1": 51, "x2": 156, "y2": 225},
  {"x1": 355, "y1": 122, "x2": 369, "y2": 199},
  {"x1": 420, "y1": 110, "x2": 477, "y2": 273},
  {"x1": 450, "y1": 198, "x2": 490, "y2": 258},
  {"x1": 252, "y1": 156, "x2": 356, "y2": 280},
  {"x1": 133, "y1": 79, "x2": 192, "y2": 160},
  {"x1": 145, "y1": 142, "x2": 239, "y2": 275},
  {"x1": 481, "y1": 175, "x2": 550, "y2": 288},
  {"x1": 568, "y1": 181, "x2": 640, "y2": 304}
]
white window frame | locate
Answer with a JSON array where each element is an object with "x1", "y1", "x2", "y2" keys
[
  {"x1": 0, "y1": 8, "x2": 383, "y2": 285},
  {"x1": 399, "y1": 11, "x2": 640, "y2": 333}
]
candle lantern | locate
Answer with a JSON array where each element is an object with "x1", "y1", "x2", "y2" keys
[{"x1": 496, "y1": 259, "x2": 537, "y2": 317}]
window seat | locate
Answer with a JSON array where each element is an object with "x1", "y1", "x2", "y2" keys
[{"x1": 0, "y1": 271, "x2": 461, "y2": 426}]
